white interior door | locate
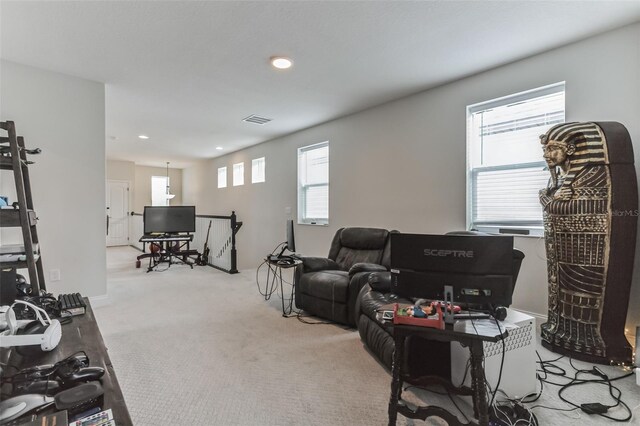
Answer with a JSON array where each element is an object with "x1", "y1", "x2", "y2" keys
[{"x1": 106, "y1": 180, "x2": 129, "y2": 247}]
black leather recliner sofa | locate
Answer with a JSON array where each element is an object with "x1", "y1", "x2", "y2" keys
[{"x1": 294, "y1": 227, "x2": 392, "y2": 326}]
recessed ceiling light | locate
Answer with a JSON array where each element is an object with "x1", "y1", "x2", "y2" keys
[
  {"x1": 270, "y1": 56, "x2": 293, "y2": 70},
  {"x1": 216, "y1": 147, "x2": 223, "y2": 150},
  {"x1": 138, "y1": 135, "x2": 149, "y2": 140}
]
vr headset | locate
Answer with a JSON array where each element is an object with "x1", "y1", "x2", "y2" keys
[{"x1": 0, "y1": 300, "x2": 62, "y2": 351}]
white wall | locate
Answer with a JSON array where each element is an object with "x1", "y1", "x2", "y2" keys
[
  {"x1": 0, "y1": 60, "x2": 106, "y2": 297},
  {"x1": 106, "y1": 159, "x2": 135, "y2": 184},
  {"x1": 184, "y1": 24, "x2": 640, "y2": 328}
]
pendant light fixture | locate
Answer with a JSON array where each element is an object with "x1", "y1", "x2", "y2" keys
[{"x1": 165, "y1": 162, "x2": 175, "y2": 200}]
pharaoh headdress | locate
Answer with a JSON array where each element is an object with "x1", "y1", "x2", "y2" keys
[{"x1": 540, "y1": 122, "x2": 609, "y2": 196}]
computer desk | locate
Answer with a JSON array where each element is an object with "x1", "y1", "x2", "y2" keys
[{"x1": 137, "y1": 234, "x2": 197, "y2": 272}]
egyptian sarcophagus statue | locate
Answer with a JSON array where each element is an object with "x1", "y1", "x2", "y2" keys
[{"x1": 539, "y1": 122, "x2": 637, "y2": 364}]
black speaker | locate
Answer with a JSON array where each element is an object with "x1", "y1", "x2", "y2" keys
[
  {"x1": 54, "y1": 381, "x2": 104, "y2": 416},
  {"x1": 0, "y1": 268, "x2": 17, "y2": 305}
]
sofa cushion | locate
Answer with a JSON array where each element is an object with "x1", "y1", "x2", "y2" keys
[
  {"x1": 300, "y1": 256, "x2": 341, "y2": 273},
  {"x1": 298, "y1": 270, "x2": 349, "y2": 302},
  {"x1": 328, "y1": 227, "x2": 389, "y2": 270},
  {"x1": 340, "y1": 227, "x2": 389, "y2": 249},
  {"x1": 335, "y1": 248, "x2": 384, "y2": 271}
]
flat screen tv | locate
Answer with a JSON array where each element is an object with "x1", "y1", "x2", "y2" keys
[
  {"x1": 143, "y1": 206, "x2": 196, "y2": 234},
  {"x1": 390, "y1": 233, "x2": 514, "y2": 308}
]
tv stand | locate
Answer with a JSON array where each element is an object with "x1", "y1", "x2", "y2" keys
[{"x1": 137, "y1": 233, "x2": 197, "y2": 272}]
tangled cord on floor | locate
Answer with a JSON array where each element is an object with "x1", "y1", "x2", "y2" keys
[{"x1": 491, "y1": 351, "x2": 636, "y2": 425}]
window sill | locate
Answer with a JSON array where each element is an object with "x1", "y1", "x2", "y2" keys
[
  {"x1": 474, "y1": 225, "x2": 543, "y2": 238},
  {"x1": 298, "y1": 221, "x2": 329, "y2": 226}
]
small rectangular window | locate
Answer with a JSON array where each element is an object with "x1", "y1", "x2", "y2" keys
[
  {"x1": 467, "y1": 82, "x2": 565, "y2": 235},
  {"x1": 151, "y1": 176, "x2": 170, "y2": 206},
  {"x1": 298, "y1": 142, "x2": 329, "y2": 225},
  {"x1": 233, "y1": 162, "x2": 244, "y2": 186},
  {"x1": 217, "y1": 167, "x2": 227, "y2": 188},
  {"x1": 252, "y1": 157, "x2": 265, "y2": 183}
]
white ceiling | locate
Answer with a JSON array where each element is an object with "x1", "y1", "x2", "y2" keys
[{"x1": 2, "y1": 1, "x2": 639, "y2": 169}]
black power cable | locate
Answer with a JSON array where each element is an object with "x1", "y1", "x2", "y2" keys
[
  {"x1": 527, "y1": 351, "x2": 634, "y2": 422},
  {"x1": 557, "y1": 363, "x2": 633, "y2": 422},
  {"x1": 489, "y1": 316, "x2": 506, "y2": 409}
]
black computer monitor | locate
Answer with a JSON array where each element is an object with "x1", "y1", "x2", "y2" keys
[
  {"x1": 390, "y1": 233, "x2": 514, "y2": 308},
  {"x1": 143, "y1": 206, "x2": 196, "y2": 234},
  {"x1": 277, "y1": 219, "x2": 296, "y2": 257},
  {"x1": 286, "y1": 219, "x2": 295, "y2": 253}
]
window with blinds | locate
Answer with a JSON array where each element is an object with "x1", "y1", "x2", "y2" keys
[
  {"x1": 252, "y1": 157, "x2": 265, "y2": 183},
  {"x1": 467, "y1": 83, "x2": 565, "y2": 236},
  {"x1": 298, "y1": 142, "x2": 329, "y2": 225},
  {"x1": 217, "y1": 166, "x2": 227, "y2": 188}
]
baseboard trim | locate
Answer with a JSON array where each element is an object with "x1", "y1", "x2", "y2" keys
[{"x1": 89, "y1": 294, "x2": 110, "y2": 308}]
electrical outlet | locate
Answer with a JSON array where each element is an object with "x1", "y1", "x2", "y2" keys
[
  {"x1": 50, "y1": 269, "x2": 61, "y2": 282},
  {"x1": 285, "y1": 206, "x2": 291, "y2": 215}
]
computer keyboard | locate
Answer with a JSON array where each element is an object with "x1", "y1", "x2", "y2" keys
[{"x1": 58, "y1": 293, "x2": 86, "y2": 317}]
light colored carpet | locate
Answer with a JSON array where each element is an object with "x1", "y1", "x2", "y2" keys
[{"x1": 95, "y1": 246, "x2": 640, "y2": 425}]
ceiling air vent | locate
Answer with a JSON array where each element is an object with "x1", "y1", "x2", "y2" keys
[{"x1": 242, "y1": 114, "x2": 272, "y2": 125}]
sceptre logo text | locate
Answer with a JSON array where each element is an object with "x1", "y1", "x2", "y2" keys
[{"x1": 424, "y1": 249, "x2": 474, "y2": 258}]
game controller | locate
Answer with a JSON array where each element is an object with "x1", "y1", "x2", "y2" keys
[
  {"x1": 58, "y1": 367, "x2": 105, "y2": 385},
  {"x1": 5, "y1": 353, "x2": 104, "y2": 397},
  {"x1": 54, "y1": 353, "x2": 104, "y2": 386},
  {"x1": 12, "y1": 379, "x2": 60, "y2": 395}
]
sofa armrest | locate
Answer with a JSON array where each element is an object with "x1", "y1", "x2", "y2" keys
[
  {"x1": 348, "y1": 262, "x2": 387, "y2": 278},
  {"x1": 354, "y1": 282, "x2": 372, "y2": 321},
  {"x1": 299, "y1": 256, "x2": 341, "y2": 273},
  {"x1": 347, "y1": 266, "x2": 388, "y2": 326},
  {"x1": 368, "y1": 271, "x2": 392, "y2": 292}
]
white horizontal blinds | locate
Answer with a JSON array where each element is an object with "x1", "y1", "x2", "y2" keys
[
  {"x1": 469, "y1": 83, "x2": 565, "y2": 230},
  {"x1": 305, "y1": 185, "x2": 328, "y2": 219},
  {"x1": 252, "y1": 157, "x2": 265, "y2": 183},
  {"x1": 151, "y1": 176, "x2": 169, "y2": 206},
  {"x1": 233, "y1": 162, "x2": 244, "y2": 186},
  {"x1": 298, "y1": 142, "x2": 329, "y2": 224},
  {"x1": 217, "y1": 167, "x2": 227, "y2": 188},
  {"x1": 473, "y1": 165, "x2": 550, "y2": 225}
]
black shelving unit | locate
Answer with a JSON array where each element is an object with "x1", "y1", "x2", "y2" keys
[{"x1": 0, "y1": 121, "x2": 46, "y2": 295}]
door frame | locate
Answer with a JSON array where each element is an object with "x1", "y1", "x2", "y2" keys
[{"x1": 106, "y1": 179, "x2": 131, "y2": 247}]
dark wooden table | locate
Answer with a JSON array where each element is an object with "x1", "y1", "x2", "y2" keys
[
  {"x1": 1, "y1": 300, "x2": 132, "y2": 425},
  {"x1": 388, "y1": 319, "x2": 508, "y2": 426}
]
